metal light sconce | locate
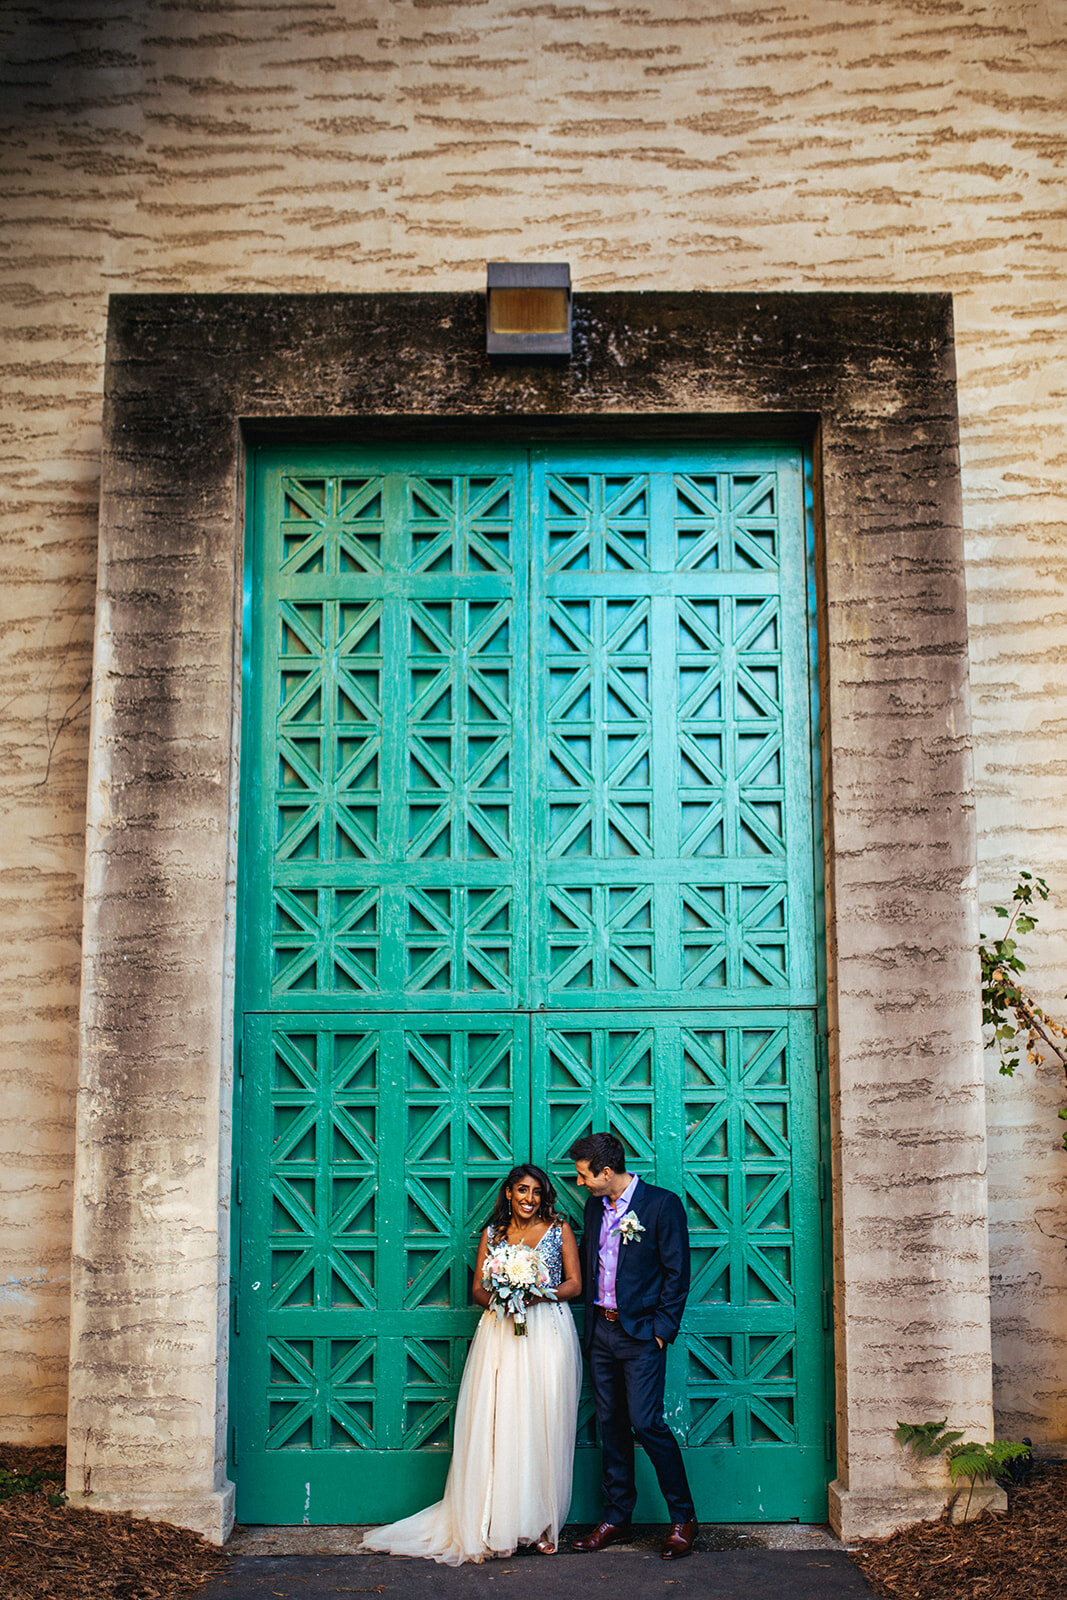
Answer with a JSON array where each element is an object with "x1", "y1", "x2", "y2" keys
[{"x1": 486, "y1": 262, "x2": 572, "y2": 357}]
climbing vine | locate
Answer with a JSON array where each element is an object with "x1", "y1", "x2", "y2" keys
[{"x1": 980, "y1": 873, "x2": 1067, "y2": 1149}]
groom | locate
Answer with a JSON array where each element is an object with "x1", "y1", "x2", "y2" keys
[{"x1": 570, "y1": 1132, "x2": 698, "y2": 1561}]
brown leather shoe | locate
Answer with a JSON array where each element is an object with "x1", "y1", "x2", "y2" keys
[
  {"x1": 573, "y1": 1520, "x2": 632, "y2": 1553},
  {"x1": 661, "y1": 1519, "x2": 698, "y2": 1560}
]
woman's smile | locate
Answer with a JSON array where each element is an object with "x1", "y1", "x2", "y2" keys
[{"x1": 510, "y1": 1179, "x2": 542, "y2": 1218}]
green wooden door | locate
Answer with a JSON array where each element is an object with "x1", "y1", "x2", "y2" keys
[{"x1": 232, "y1": 444, "x2": 830, "y2": 1525}]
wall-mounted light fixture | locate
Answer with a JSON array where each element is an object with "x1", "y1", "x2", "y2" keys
[{"x1": 486, "y1": 262, "x2": 572, "y2": 357}]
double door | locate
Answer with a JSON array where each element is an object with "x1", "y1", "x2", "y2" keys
[{"x1": 232, "y1": 443, "x2": 830, "y2": 1523}]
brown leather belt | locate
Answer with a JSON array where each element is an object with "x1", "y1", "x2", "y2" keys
[{"x1": 596, "y1": 1307, "x2": 620, "y2": 1322}]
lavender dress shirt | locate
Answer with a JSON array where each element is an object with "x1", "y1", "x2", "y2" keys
[{"x1": 596, "y1": 1173, "x2": 639, "y2": 1308}]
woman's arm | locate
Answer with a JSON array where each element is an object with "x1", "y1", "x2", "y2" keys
[
  {"x1": 472, "y1": 1227, "x2": 491, "y2": 1308},
  {"x1": 554, "y1": 1220, "x2": 583, "y2": 1303}
]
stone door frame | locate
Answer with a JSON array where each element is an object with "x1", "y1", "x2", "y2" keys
[{"x1": 69, "y1": 291, "x2": 996, "y2": 1542}]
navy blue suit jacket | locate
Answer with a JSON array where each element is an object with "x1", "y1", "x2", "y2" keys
[{"x1": 578, "y1": 1177, "x2": 691, "y2": 1350}]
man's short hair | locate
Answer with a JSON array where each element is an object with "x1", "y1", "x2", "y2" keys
[{"x1": 568, "y1": 1130, "x2": 626, "y2": 1175}]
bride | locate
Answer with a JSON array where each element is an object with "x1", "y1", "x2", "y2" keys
[{"x1": 362, "y1": 1163, "x2": 582, "y2": 1564}]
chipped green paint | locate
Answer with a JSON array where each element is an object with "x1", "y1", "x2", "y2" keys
[{"x1": 232, "y1": 443, "x2": 830, "y2": 1523}]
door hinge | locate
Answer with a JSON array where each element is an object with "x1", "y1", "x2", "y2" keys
[
  {"x1": 232, "y1": 1287, "x2": 240, "y2": 1336},
  {"x1": 819, "y1": 1162, "x2": 827, "y2": 1202},
  {"x1": 816, "y1": 1035, "x2": 827, "y2": 1075},
  {"x1": 822, "y1": 1288, "x2": 832, "y2": 1331},
  {"x1": 235, "y1": 1166, "x2": 243, "y2": 1206},
  {"x1": 825, "y1": 1420, "x2": 835, "y2": 1462},
  {"x1": 235, "y1": 1036, "x2": 243, "y2": 1079},
  {"x1": 231, "y1": 1424, "x2": 238, "y2": 1466}
]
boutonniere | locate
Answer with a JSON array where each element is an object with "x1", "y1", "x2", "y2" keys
[{"x1": 617, "y1": 1209, "x2": 645, "y2": 1245}]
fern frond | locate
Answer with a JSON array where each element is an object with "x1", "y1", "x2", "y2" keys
[
  {"x1": 895, "y1": 1419, "x2": 963, "y2": 1458},
  {"x1": 947, "y1": 1443, "x2": 991, "y2": 1483}
]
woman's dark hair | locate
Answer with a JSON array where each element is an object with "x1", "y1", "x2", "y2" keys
[
  {"x1": 488, "y1": 1164, "x2": 559, "y2": 1233},
  {"x1": 568, "y1": 1130, "x2": 626, "y2": 1176}
]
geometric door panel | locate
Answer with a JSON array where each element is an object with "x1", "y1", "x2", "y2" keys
[
  {"x1": 234, "y1": 1013, "x2": 527, "y2": 1517},
  {"x1": 533, "y1": 1010, "x2": 827, "y2": 1520},
  {"x1": 241, "y1": 452, "x2": 531, "y2": 1014},
  {"x1": 241, "y1": 445, "x2": 814, "y2": 1016},
  {"x1": 234, "y1": 443, "x2": 829, "y2": 1524},
  {"x1": 528, "y1": 454, "x2": 815, "y2": 1012}
]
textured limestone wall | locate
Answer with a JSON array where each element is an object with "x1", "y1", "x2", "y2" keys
[{"x1": 1, "y1": 0, "x2": 1064, "y2": 1460}]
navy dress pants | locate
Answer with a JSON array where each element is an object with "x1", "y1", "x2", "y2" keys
[{"x1": 589, "y1": 1315, "x2": 695, "y2": 1524}]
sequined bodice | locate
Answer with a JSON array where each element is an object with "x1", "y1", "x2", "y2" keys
[{"x1": 490, "y1": 1221, "x2": 564, "y2": 1288}]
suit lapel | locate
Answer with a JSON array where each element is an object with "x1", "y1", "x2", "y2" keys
[{"x1": 612, "y1": 1177, "x2": 646, "y2": 1291}]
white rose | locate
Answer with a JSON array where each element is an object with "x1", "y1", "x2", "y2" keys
[{"x1": 509, "y1": 1253, "x2": 537, "y2": 1287}]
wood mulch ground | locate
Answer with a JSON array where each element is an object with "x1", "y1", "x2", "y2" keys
[
  {"x1": 2, "y1": 1443, "x2": 1064, "y2": 1599},
  {"x1": 0, "y1": 1445, "x2": 225, "y2": 1600},
  {"x1": 850, "y1": 1460, "x2": 1066, "y2": 1600}
]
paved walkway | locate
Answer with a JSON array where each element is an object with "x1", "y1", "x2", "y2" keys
[{"x1": 200, "y1": 1526, "x2": 878, "y2": 1599}]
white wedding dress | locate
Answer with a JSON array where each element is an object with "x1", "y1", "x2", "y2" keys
[{"x1": 361, "y1": 1221, "x2": 582, "y2": 1564}]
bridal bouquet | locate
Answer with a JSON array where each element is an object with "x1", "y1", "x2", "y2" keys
[{"x1": 482, "y1": 1241, "x2": 555, "y2": 1335}]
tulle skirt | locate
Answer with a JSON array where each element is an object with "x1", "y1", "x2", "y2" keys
[{"x1": 361, "y1": 1298, "x2": 582, "y2": 1565}]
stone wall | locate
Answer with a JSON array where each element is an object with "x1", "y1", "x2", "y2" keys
[{"x1": 1, "y1": 0, "x2": 1063, "y2": 1458}]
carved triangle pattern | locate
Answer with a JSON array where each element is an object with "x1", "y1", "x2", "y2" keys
[
  {"x1": 547, "y1": 884, "x2": 654, "y2": 992},
  {"x1": 275, "y1": 598, "x2": 383, "y2": 869},
  {"x1": 680, "y1": 882, "x2": 789, "y2": 990},
  {"x1": 545, "y1": 473, "x2": 651, "y2": 573},
  {"x1": 405, "y1": 475, "x2": 514, "y2": 574},
  {"x1": 532, "y1": 471, "x2": 801, "y2": 1008},
  {"x1": 244, "y1": 452, "x2": 825, "y2": 1509},
  {"x1": 253, "y1": 1018, "x2": 529, "y2": 1455},
  {"x1": 403, "y1": 1026, "x2": 519, "y2": 1311},
  {"x1": 272, "y1": 887, "x2": 381, "y2": 998},
  {"x1": 676, "y1": 594, "x2": 785, "y2": 861},
  {"x1": 684, "y1": 1024, "x2": 793, "y2": 1440},
  {"x1": 262, "y1": 460, "x2": 798, "y2": 1011},
  {"x1": 685, "y1": 1332, "x2": 797, "y2": 1448},
  {"x1": 679, "y1": 1021, "x2": 798, "y2": 1445},
  {"x1": 404, "y1": 886, "x2": 512, "y2": 995},
  {"x1": 402, "y1": 1336, "x2": 470, "y2": 1449},
  {"x1": 406, "y1": 598, "x2": 514, "y2": 862},
  {"x1": 266, "y1": 1335, "x2": 377, "y2": 1451},
  {"x1": 541, "y1": 1025, "x2": 657, "y2": 1229},
  {"x1": 280, "y1": 475, "x2": 386, "y2": 576},
  {"x1": 264, "y1": 463, "x2": 524, "y2": 1007},
  {"x1": 547, "y1": 597, "x2": 653, "y2": 861},
  {"x1": 674, "y1": 472, "x2": 779, "y2": 573},
  {"x1": 533, "y1": 1009, "x2": 808, "y2": 1463},
  {"x1": 268, "y1": 1028, "x2": 380, "y2": 1316}
]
